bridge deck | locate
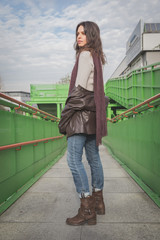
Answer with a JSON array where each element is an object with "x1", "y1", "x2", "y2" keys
[{"x1": 0, "y1": 145, "x2": 160, "y2": 240}]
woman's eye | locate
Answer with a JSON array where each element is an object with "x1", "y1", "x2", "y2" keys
[{"x1": 77, "y1": 32, "x2": 86, "y2": 36}]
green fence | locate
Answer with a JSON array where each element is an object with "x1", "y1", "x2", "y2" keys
[
  {"x1": 105, "y1": 62, "x2": 160, "y2": 109},
  {"x1": 0, "y1": 95, "x2": 67, "y2": 214},
  {"x1": 104, "y1": 62, "x2": 160, "y2": 207},
  {"x1": 103, "y1": 106, "x2": 160, "y2": 206}
]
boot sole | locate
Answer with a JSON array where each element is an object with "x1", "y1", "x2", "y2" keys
[
  {"x1": 96, "y1": 211, "x2": 105, "y2": 215},
  {"x1": 96, "y1": 209, "x2": 105, "y2": 215},
  {"x1": 66, "y1": 217, "x2": 96, "y2": 226}
]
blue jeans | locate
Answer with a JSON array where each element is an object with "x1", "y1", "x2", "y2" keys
[{"x1": 67, "y1": 134, "x2": 104, "y2": 197}]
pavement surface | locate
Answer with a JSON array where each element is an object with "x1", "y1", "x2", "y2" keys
[{"x1": 0, "y1": 145, "x2": 160, "y2": 240}]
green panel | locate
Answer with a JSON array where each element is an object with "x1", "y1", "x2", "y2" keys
[
  {"x1": 154, "y1": 69, "x2": 160, "y2": 95},
  {"x1": 0, "y1": 110, "x2": 15, "y2": 146},
  {"x1": 0, "y1": 108, "x2": 67, "y2": 214},
  {"x1": 34, "y1": 142, "x2": 45, "y2": 162},
  {"x1": 33, "y1": 118, "x2": 45, "y2": 139},
  {"x1": 0, "y1": 149, "x2": 16, "y2": 182},
  {"x1": 15, "y1": 114, "x2": 34, "y2": 142},
  {"x1": 51, "y1": 122, "x2": 57, "y2": 136},
  {"x1": 0, "y1": 163, "x2": 34, "y2": 204},
  {"x1": 16, "y1": 145, "x2": 34, "y2": 172},
  {"x1": 0, "y1": 143, "x2": 66, "y2": 214},
  {"x1": 44, "y1": 121, "x2": 52, "y2": 138},
  {"x1": 33, "y1": 155, "x2": 46, "y2": 175},
  {"x1": 103, "y1": 108, "x2": 160, "y2": 205}
]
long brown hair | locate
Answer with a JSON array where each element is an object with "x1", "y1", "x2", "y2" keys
[{"x1": 74, "y1": 21, "x2": 106, "y2": 65}]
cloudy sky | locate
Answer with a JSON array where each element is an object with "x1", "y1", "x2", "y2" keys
[{"x1": 0, "y1": 0, "x2": 160, "y2": 91}]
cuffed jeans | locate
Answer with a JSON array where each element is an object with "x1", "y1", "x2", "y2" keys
[{"x1": 67, "y1": 134, "x2": 104, "y2": 197}]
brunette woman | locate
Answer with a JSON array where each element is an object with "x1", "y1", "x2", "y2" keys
[{"x1": 59, "y1": 21, "x2": 108, "y2": 226}]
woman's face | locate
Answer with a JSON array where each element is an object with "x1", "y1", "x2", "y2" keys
[{"x1": 77, "y1": 25, "x2": 87, "y2": 47}]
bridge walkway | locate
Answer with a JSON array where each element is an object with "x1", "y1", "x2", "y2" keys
[{"x1": 0, "y1": 145, "x2": 160, "y2": 240}]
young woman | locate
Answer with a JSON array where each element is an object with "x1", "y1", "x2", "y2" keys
[{"x1": 59, "y1": 21, "x2": 108, "y2": 226}]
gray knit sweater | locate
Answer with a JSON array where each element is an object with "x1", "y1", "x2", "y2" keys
[{"x1": 75, "y1": 51, "x2": 94, "y2": 91}]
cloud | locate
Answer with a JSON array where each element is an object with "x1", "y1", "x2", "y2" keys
[{"x1": 0, "y1": 0, "x2": 160, "y2": 91}]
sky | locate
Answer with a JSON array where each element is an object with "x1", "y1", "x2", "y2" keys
[{"x1": 0, "y1": 0, "x2": 160, "y2": 92}]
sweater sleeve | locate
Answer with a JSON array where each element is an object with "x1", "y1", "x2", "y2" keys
[{"x1": 75, "y1": 51, "x2": 94, "y2": 89}]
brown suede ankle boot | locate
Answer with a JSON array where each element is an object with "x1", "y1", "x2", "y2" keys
[
  {"x1": 92, "y1": 190, "x2": 105, "y2": 215},
  {"x1": 66, "y1": 196, "x2": 96, "y2": 226}
]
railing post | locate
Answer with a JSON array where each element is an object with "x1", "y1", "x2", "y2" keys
[
  {"x1": 107, "y1": 106, "x2": 112, "y2": 119},
  {"x1": 133, "y1": 70, "x2": 137, "y2": 106},
  {"x1": 57, "y1": 103, "x2": 61, "y2": 119},
  {"x1": 141, "y1": 68, "x2": 144, "y2": 102},
  {"x1": 151, "y1": 65, "x2": 154, "y2": 96}
]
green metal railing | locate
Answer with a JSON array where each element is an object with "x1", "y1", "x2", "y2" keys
[
  {"x1": 105, "y1": 62, "x2": 160, "y2": 109},
  {"x1": 103, "y1": 93, "x2": 160, "y2": 207},
  {"x1": 0, "y1": 93, "x2": 67, "y2": 214},
  {"x1": 0, "y1": 92, "x2": 60, "y2": 121},
  {"x1": 107, "y1": 93, "x2": 160, "y2": 122}
]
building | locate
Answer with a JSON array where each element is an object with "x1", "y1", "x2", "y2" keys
[
  {"x1": 111, "y1": 20, "x2": 160, "y2": 78},
  {"x1": 1, "y1": 91, "x2": 30, "y2": 103}
]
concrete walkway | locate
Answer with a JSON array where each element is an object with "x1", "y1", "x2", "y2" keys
[{"x1": 0, "y1": 145, "x2": 160, "y2": 240}]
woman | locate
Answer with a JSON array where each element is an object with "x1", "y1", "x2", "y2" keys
[{"x1": 59, "y1": 21, "x2": 108, "y2": 226}]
